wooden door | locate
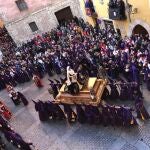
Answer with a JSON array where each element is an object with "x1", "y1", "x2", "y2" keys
[{"x1": 55, "y1": 6, "x2": 73, "y2": 24}]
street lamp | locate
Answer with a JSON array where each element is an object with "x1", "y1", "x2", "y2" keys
[{"x1": 125, "y1": 0, "x2": 138, "y2": 22}]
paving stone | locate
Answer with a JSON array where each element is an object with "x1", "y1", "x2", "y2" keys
[
  {"x1": 10, "y1": 108, "x2": 36, "y2": 133},
  {"x1": 64, "y1": 125, "x2": 119, "y2": 150},
  {"x1": 23, "y1": 123, "x2": 57, "y2": 150},
  {"x1": 110, "y1": 137, "x2": 126, "y2": 150},
  {"x1": 120, "y1": 143, "x2": 138, "y2": 150},
  {"x1": 137, "y1": 121, "x2": 150, "y2": 147},
  {"x1": 120, "y1": 127, "x2": 140, "y2": 144},
  {"x1": 0, "y1": 76, "x2": 150, "y2": 150},
  {"x1": 135, "y1": 140, "x2": 150, "y2": 150}
]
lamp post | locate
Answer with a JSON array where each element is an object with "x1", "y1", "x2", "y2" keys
[
  {"x1": 125, "y1": 0, "x2": 132, "y2": 22},
  {"x1": 125, "y1": 0, "x2": 138, "y2": 22}
]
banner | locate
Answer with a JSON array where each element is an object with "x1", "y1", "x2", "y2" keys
[{"x1": 85, "y1": 0, "x2": 95, "y2": 16}]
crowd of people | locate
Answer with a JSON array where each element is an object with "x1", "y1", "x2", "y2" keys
[
  {"x1": 33, "y1": 98, "x2": 149, "y2": 127},
  {"x1": 0, "y1": 17, "x2": 150, "y2": 129},
  {"x1": 34, "y1": 75, "x2": 150, "y2": 127},
  {"x1": 0, "y1": 17, "x2": 149, "y2": 91},
  {"x1": 0, "y1": 115, "x2": 34, "y2": 150},
  {"x1": 0, "y1": 17, "x2": 149, "y2": 92}
]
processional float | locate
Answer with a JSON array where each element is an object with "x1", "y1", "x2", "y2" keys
[
  {"x1": 55, "y1": 66, "x2": 107, "y2": 106},
  {"x1": 34, "y1": 66, "x2": 149, "y2": 126}
]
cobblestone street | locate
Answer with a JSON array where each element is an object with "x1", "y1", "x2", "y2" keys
[{"x1": 0, "y1": 75, "x2": 150, "y2": 150}]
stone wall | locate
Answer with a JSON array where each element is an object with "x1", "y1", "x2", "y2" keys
[
  {"x1": 5, "y1": 0, "x2": 83, "y2": 44},
  {"x1": 0, "y1": 0, "x2": 51, "y2": 22}
]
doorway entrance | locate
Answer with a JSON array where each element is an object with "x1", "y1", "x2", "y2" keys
[
  {"x1": 55, "y1": 6, "x2": 73, "y2": 25},
  {"x1": 132, "y1": 24, "x2": 149, "y2": 36}
]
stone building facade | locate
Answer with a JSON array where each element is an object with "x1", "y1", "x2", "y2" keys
[{"x1": 0, "y1": 0, "x2": 83, "y2": 44}]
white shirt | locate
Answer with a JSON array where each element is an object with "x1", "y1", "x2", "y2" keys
[{"x1": 66, "y1": 67, "x2": 77, "y2": 85}]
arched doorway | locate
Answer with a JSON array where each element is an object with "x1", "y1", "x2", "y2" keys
[
  {"x1": 55, "y1": 6, "x2": 73, "y2": 25},
  {"x1": 132, "y1": 24, "x2": 149, "y2": 36}
]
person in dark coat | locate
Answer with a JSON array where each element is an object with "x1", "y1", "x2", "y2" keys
[
  {"x1": 44, "y1": 101, "x2": 53, "y2": 120},
  {"x1": 131, "y1": 83, "x2": 143, "y2": 100},
  {"x1": 123, "y1": 64, "x2": 132, "y2": 82},
  {"x1": 17, "y1": 92, "x2": 29, "y2": 106},
  {"x1": 50, "y1": 102, "x2": 66, "y2": 120},
  {"x1": 119, "y1": 83, "x2": 129, "y2": 100},
  {"x1": 75, "y1": 104, "x2": 87, "y2": 124},
  {"x1": 0, "y1": 115, "x2": 12, "y2": 132},
  {"x1": 108, "y1": 105, "x2": 118, "y2": 126},
  {"x1": 0, "y1": 73, "x2": 6, "y2": 90},
  {"x1": 54, "y1": 79, "x2": 62, "y2": 89},
  {"x1": 135, "y1": 98, "x2": 150, "y2": 120},
  {"x1": 62, "y1": 103, "x2": 77, "y2": 123},
  {"x1": 9, "y1": 91, "x2": 21, "y2": 106},
  {"x1": 60, "y1": 77, "x2": 66, "y2": 84},
  {"x1": 102, "y1": 86, "x2": 110, "y2": 100},
  {"x1": 45, "y1": 59, "x2": 53, "y2": 76},
  {"x1": 114, "y1": 106, "x2": 124, "y2": 126},
  {"x1": 33, "y1": 100, "x2": 49, "y2": 121},
  {"x1": 101, "y1": 104, "x2": 111, "y2": 127},
  {"x1": 90, "y1": 105, "x2": 102, "y2": 124},
  {"x1": 109, "y1": 83, "x2": 119, "y2": 100},
  {"x1": 121, "y1": 106, "x2": 137, "y2": 127},
  {"x1": 53, "y1": 61, "x2": 61, "y2": 75},
  {"x1": 49, "y1": 83, "x2": 59, "y2": 99},
  {"x1": 84, "y1": 105, "x2": 95, "y2": 124},
  {"x1": 3, "y1": 130, "x2": 33, "y2": 150},
  {"x1": 131, "y1": 64, "x2": 140, "y2": 84}
]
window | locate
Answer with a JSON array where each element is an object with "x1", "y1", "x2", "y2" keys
[
  {"x1": 29, "y1": 22, "x2": 39, "y2": 32},
  {"x1": 15, "y1": 0, "x2": 28, "y2": 11}
]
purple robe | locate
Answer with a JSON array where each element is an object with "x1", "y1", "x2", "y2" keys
[
  {"x1": 3, "y1": 130, "x2": 32, "y2": 150},
  {"x1": 135, "y1": 99, "x2": 150, "y2": 120},
  {"x1": 76, "y1": 105, "x2": 86, "y2": 124},
  {"x1": 34, "y1": 101, "x2": 49, "y2": 121},
  {"x1": 0, "y1": 115, "x2": 12, "y2": 132},
  {"x1": 63, "y1": 104, "x2": 77, "y2": 123},
  {"x1": 84, "y1": 105, "x2": 95, "y2": 124},
  {"x1": 17, "y1": 92, "x2": 29, "y2": 106},
  {"x1": 131, "y1": 64, "x2": 140, "y2": 84},
  {"x1": 51, "y1": 103, "x2": 65, "y2": 120},
  {"x1": 121, "y1": 106, "x2": 137, "y2": 126},
  {"x1": 101, "y1": 105, "x2": 111, "y2": 127},
  {"x1": 119, "y1": 84, "x2": 128, "y2": 100}
]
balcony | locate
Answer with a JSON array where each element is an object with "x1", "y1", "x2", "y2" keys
[{"x1": 108, "y1": 0, "x2": 127, "y2": 20}]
